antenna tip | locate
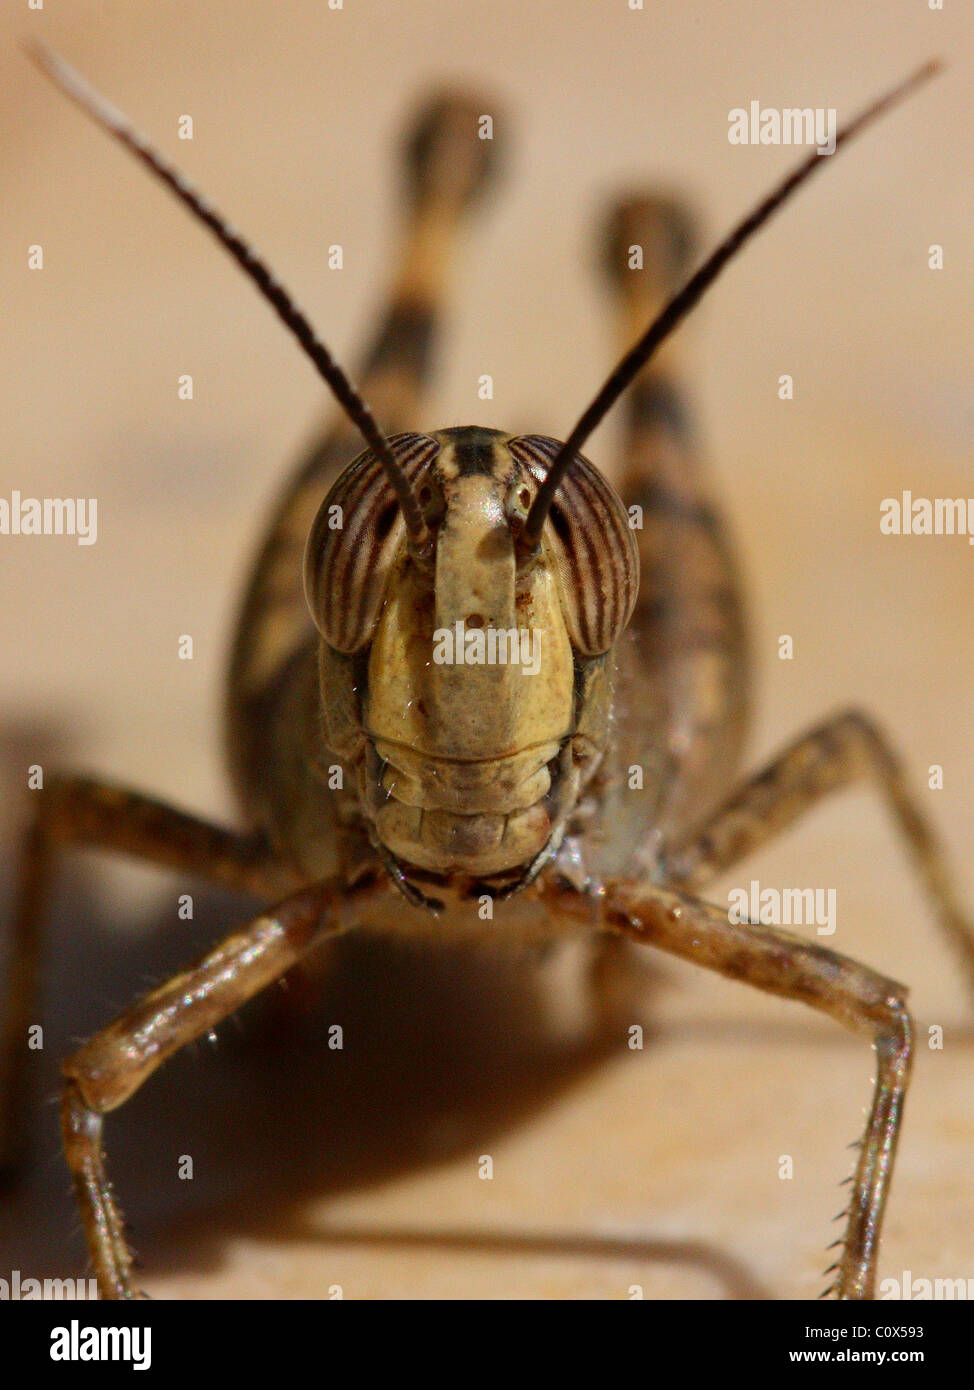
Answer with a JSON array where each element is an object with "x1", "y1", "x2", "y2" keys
[
  {"x1": 908, "y1": 56, "x2": 944, "y2": 88},
  {"x1": 24, "y1": 39, "x2": 75, "y2": 91},
  {"x1": 893, "y1": 57, "x2": 944, "y2": 106},
  {"x1": 23, "y1": 38, "x2": 56, "y2": 70}
]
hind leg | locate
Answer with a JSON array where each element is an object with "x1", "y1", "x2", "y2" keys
[
  {"x1": 600, "y1": 195, "x2": 749, "y2": 845},
  {"x1": 228, "y1": 93, "x2": 502, "y2": 705}
]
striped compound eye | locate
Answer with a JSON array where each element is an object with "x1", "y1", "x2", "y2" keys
[
  {"x1": 304, "y1": 433, "x2": 441, "y2": 653},
  {"x1": 508, "y1": 436, "x2": 639, "y2": 656}
]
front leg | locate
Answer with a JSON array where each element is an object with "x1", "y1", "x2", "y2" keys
[
  {"x1": 59, "y1": 875, "x2": 383, "y2": 1299},
  {"x1": 2, "y1": 774, "x2": 297, "y2": 1178},
  {"x1": 597, "y1": 879, "x2": 912, "y2": 1299},
  {"x1": 659, "y1": 708, "x2": 974, "y2": 990}
]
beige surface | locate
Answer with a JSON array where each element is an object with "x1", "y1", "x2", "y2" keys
[{"x1": 1, "y1": 0, "x2": 973, "y2": 1299}]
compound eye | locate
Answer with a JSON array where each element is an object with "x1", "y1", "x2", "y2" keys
[
  {"x1": 508, "y1": 436, "x2": 639, "y2": 656},
  {"x1": 304, "y1": 433, "x2": 440, "y2": 652}
]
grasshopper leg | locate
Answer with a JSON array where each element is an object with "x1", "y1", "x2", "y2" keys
[
  {"x1": 595, "y1": 879, "x2": 913, "y2": 1299},
  {"x1": 58, "y1": 878, "x2": 374, "y2": 1298},
  {"x1": 600, "y1": 192, "x2": 750, "y2": 844},
  {"x1": 1, "y1": 774, "x2": 297, "y2": 1179},
  {"x1": 227, "y1": 91, "x2": 501, "y2": 780},
  {"x1": 660, "y1": 708, "x2": 974, "y2": 992}
]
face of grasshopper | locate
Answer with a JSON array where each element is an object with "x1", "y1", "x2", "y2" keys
[{"x1": 306, "y1": 426, "x2": 638, "y2": 892}]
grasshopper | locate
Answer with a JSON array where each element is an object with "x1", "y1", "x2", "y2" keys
[{"x1": 3, "y1": 45, "x2": 972, "y2": 1301}]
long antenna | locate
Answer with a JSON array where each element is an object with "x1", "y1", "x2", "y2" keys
[
  {"x1": 27, "y1": 42, "x2": 429, "y2": 546},
  {"x1": 523, "y1": 60, "x2": 941, "y2": 550}
]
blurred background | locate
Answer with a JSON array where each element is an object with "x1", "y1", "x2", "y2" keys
[{"x1": 1, "y1": 0, "x2": 972, "y2": 1299}]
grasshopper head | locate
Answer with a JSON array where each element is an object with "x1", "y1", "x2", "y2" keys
[{"x1": 305, "y1": 426, "x2": 638, "y2": 897}]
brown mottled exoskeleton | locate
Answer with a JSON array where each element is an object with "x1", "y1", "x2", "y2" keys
[{"x1": 3, "y1": 46, "x2": 972, "y2": 1300}]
